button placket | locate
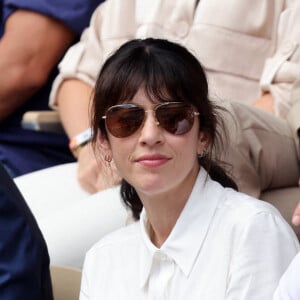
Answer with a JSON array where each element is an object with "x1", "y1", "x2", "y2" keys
[{"x1": 151, "y1": 251, "x2": 175, "y2": 300}]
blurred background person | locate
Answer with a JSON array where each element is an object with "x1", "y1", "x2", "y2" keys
[
  {"x1": 0, "y1": 162, "x2": 53, "y2": 299},
  {"x1": 51, "y1": 0, "x2": 300, "y2": 196},
  {"x1": 0, "y1": 0, "x2": 104, "y2": 177}
]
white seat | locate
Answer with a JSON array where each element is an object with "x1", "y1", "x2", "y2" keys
[{"x1": 15, "y1": 163, "x2": 129, "y2": 268}]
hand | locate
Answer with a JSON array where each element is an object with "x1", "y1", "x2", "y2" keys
[
  {"x1": 252, "y1": 93, "x2": 274, "y2": 114},
  {"x1": 291, "y1": 178, "x2": 300, "y2": 226},
  {"x1": 77, "y1": 143, "x2": 121, "y2": 193}
]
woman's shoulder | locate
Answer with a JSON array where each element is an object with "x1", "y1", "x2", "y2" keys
[
  {"x1": 212, "y1": 187, "x2": 299, "y2": 248},
  {"x1": 220, "y1": 186, "x2": 285, "y2": 224},
  {"x1": 207, "y1": 176, "x2": 279, "y2": 217}
]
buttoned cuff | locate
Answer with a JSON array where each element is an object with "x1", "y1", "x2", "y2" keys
[{"x1": 260, "y1": 41, "x2": 299, "y2": 90}]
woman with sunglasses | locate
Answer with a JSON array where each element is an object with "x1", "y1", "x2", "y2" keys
[{"x1": 80, "y1": 38, "x2": 299, "y2": 300}]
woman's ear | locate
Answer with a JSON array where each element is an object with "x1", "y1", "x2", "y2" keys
[
  {"x1": 197, "y1": 131, "x2": 210, "y2": 155},
  {"x1": 98, "y1": 132, "x2": 112, "y2": 155}
]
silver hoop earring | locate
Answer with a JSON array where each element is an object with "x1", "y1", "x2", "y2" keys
[{"x1": 104, "y1": 154, "x2": 112, "y2": 167}]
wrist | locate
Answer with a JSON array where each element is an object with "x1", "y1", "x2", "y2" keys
[{"x1": 69, "y1": 128, "x2": 92, "y2": 158}]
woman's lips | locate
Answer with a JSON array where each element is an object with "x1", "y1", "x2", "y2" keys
[{"x1": 135, "y1": 154, "x2": 170, "y2": 167}]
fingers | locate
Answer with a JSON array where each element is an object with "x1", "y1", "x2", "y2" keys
[
  {"x1": 252, "y1": 93, "x2": 274, "y2": 114},
  {"x1": 291, "y1": 179, "x2": 300, "y2": 226},
  {"x1": 77, "y1": 143, "x2": 121, "y2": 193},
  {"x1": 77, "y1": 163, "x2": 99, "y2": 193},
  {"x1": 77, "y1": 144, "x2": 100, "y2": 193},
  {"x1": 292, "y1": 203, "x2": 300, "y2": 226},
  {"x1": 94, "y1": 160, "x2": 121, "y2": 191}
]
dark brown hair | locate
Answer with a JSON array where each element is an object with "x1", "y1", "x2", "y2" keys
[{"x1": 92, "y1": 38, "x2": 237, "y2": 220}]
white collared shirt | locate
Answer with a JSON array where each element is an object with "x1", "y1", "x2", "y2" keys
[
  {"x1": 273, "y1": 251, "x2": 300, "y2": 300},
  {"x1": 80, "y1": 169, "x2": 299, "y2": 300}
]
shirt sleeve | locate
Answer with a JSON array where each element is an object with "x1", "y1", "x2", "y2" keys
[
  {"x1": 49, "y1": 0, "x2": 137, "y2": 109},
  {"x1": 260, "y1": 1, "x2": 300, "y2": 119},
  {"x1": 79, "y1": 267, "x2": 89, "y2": 300},
  {"x1": 2, "y1": 0, "x2": 103, "y2": 34},
  {"x1": 225, "y1": 211, "x2": 299, "y2": 300}
]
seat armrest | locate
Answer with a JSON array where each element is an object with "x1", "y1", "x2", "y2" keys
[
  {"x1": 261, "y1": 187, "x2": 300, "y2": 237},
  {"x1": 50, "y1": 265, "x2": 82, "y2": 300},
  {"x1": 21, "y1": 110, "x2": 64, "y2": 134}
]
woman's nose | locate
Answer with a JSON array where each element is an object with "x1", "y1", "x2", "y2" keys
[{"x1": 138, "y1": 111, "x2": 163, "y2": 145}]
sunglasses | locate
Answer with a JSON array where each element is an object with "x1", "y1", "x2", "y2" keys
[{"x1": 101, "y1": 102, "x2": 200, "y2": 138}]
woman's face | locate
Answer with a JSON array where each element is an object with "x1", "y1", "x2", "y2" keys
[{"x1": 103, "y1": 88, "x2": 208, "y2": 199}]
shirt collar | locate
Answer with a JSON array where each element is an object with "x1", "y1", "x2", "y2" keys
[{"x1": 139, "y1": 168, "x2": 224, "y2": 288}]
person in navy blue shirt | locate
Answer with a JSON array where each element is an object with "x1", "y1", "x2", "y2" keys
[
  {"x1": 0, "y1": 161, "x2": 53, "y2": 299},
  {"x1": 0, "y1": 0, "x2": 104, "y2": 177}
]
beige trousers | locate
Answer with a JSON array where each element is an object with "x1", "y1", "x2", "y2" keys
[{"x1": 219, "y1": 102, "x2": 300, "y2": 198}]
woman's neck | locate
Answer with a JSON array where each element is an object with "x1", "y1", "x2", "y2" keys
[
  {"x1": 141, "y1": 181, "x2": 195, "y2": 247},
  {"x1": 138, "y1": 165, "x2": 200, "y2": 247}
]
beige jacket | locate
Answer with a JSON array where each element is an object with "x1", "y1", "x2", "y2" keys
[{"x1": 50, "y1": 0, "x2": 300, "y2": 131}]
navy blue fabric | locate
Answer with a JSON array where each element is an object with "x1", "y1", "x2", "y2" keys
[
  {"x1": 0, "y1": 162, "x2": 53, "y2": 299},
  {"x1": 0, "y1": 0, "x2": 104, "y2": 176},
  {"x1": 0, "y1": 1, "x2": 3, "y2": 36},
  {"x1": 2, "y1": 0, "x2": 102, "y2": 34}
]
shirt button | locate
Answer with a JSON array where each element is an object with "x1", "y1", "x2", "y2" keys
[{"x1": 155, "y1": 251, "x2": 168, "y2": 261}]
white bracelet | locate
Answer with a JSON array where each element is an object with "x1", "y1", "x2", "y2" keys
[{"x1": 69, "y1": 128, "x2": 93, "y2": 157}]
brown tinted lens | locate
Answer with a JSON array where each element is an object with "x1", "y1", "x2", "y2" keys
[
  {"x1": 105, "y1": 105, "x2": 145, "y2": 138},
  {"x1": 156, "y1": 103, "x2": 194, "y2": 135}
]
